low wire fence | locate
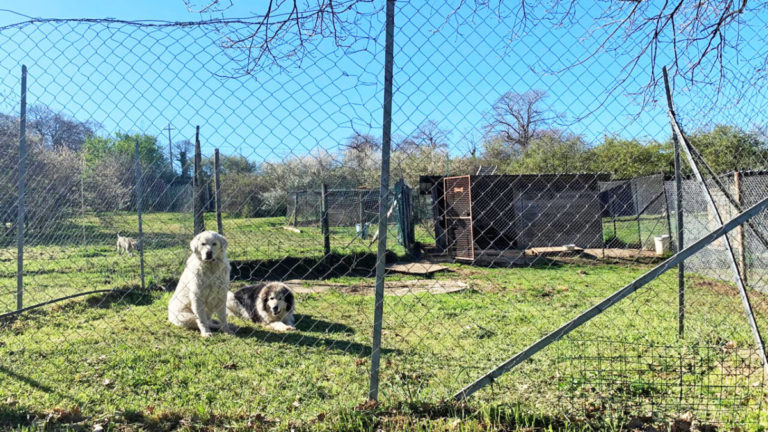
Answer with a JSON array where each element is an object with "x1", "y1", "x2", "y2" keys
[
  {"x1": 286, "y1": 188, "x2": 384, "y2": 227},
  {"x1": 1, "y1": 2, "x2": 768, "y2": 431}
]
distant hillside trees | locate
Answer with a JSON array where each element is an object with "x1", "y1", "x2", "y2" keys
[{"x1": 1, "y1": 105, "x2": 766, "y2": 226}]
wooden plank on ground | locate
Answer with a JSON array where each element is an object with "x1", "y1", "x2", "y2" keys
[
  {"x1": 527, "y1": 245, "x2": 582, "y2": 254},
  {"x1": 386, "y1": 262, "x2": 449, "y2": 275}
]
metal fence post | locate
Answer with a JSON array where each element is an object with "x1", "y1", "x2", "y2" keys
[
  {"x1": 674, "y1": 134, "x2": 684, "y2": 338},
  {"x1": 369, "y1": 0, "x2": 395, "y2": 402},
  {"x1": 193, "y1": 126, "x2": 205, "y2": 235},
  {"x1": 321, "y1": 183, "x2": 330, "y2": 256},
  {"x1": 667, "y1": 76, "x2": 685, "y2": 339},
  {"x1": 16, "y1": 65, "x2": 27, "y2": 312},
  {"x1": 134, "y1": 139, "x2": 146, "y2": 290},
  {"x1": 735, "y1": 171, "x2": 747, "y2": 285},
  {"x1": 214, "y1": 148, "x2": 223, "y2": 235}
]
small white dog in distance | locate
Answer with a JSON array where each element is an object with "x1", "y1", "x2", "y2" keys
[
  {"x1": 227, "y1": 282, "x2": 296, "y2": 332},
  {"x1": 116, "y1": 233, "x2": 138, "y2": 256},
  {"x1": 168, "y1": 230, "x2": 234, "y2": 337}
]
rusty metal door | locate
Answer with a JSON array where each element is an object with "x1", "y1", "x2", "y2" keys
[{"x1": 443, "y1": 175, "x2": 474, "y2": 260}]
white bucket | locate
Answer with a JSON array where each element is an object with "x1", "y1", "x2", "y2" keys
[
  {"x1": 356, "y1": 223, "x2": 368, "y2": 239},
  {"x1": 654, "y1": 235, "x2": 671, "y2": 256}
]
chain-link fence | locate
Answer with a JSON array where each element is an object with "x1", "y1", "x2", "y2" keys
[
  {"x1": 2, "y1": 2, "x2": 768, "y2": 430},
  {"x1": 286, "y1": 188, "x2": 384, "y2": 227},
  {"x1": 668, "y1": 171, "x2": 768, "y2": 294},
  {"x1": 601, "y1": 173, "x2": 671, "y2": 250}
]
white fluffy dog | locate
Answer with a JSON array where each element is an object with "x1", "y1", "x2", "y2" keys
[
  {"x1": 116, "y1": 233, "x2": 138, "y2": 256},
  {"x1": 227, "y1": 282, "x2": 296, "y2": 332},
  {"x1": 168, "y1": 230, "x2": 234, "y2": 337}
]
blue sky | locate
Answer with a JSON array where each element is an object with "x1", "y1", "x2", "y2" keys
[{"x1": 0, "y1": 1, "x2": 765, "y2": 169}]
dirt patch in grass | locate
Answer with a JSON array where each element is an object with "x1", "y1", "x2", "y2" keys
[
  {"x1": 691, "y1": 275, "x2": 768, "y2": 313},
  {"x1": 285, "y1": 279, "x2": 469, "y2": 296}
]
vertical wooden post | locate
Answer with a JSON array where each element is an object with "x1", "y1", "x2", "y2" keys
[
  {"x1": 193, "y1": 126, "x2": 205, "y2": 235},
  {"x1": 735, "y1": 171, "x2": 747, "y2": 285},
  {"x1": 321, "y1": 184, "x2": 330, "y2": 256},
  {"x1": 293, "y1": 193, "x2": 299, "y2": 226},
  {"x1": 608, "y1": 191, "x2": 617, "y2": 246},
  {"x1": 17, "y1": 65, "x2": 27, "y2": 312},
  {"x1": 662, "y1": 173, "x2": 673, "y2": 241},
  {"x1": 214, "y1": 148, "x2": 223, "y2": 235},
  {"x1": 359, "y1": 190, "x2": 365, "y2": 239}
]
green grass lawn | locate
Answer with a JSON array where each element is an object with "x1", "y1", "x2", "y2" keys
[
  {"x1": 1, "y1": 213, "x2": 768, "y2": 431},
  {"x1": 602, "y1": 215, "x2": 672, "y2": 249},
  {"x1": 0, "y1": 212, "x2": 426, "y2": 314}
]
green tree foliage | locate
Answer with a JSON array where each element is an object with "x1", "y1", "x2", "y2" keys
[
  {"x1": 219, "y1": 172, "x2": 267, "y2": 217},
  {"x1": 585, "y1": 137, "x2": 672, "y2": 178},
  {"x1": 81, "y1": 132, "x2": 173, "y2": 211},
  {"x1": 83, "y1": 132, "x2": 169, "y2": 172},
  {"x1": 480, "y1": 135, "x2": 521, "y2": 168},
  {"x1": 510, "y1": 130, "x2": 587, "y2": 173},
  {"x1": 203, "y1": 153, "x2": 257, "y2": 176},
  {"x1": 687, "y1": 125, "x2": 768, "y2": 173}
]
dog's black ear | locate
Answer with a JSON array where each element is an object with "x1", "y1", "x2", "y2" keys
[
  {"x1": 234, "y1": 287, "x2": 249, "y2": 306},
  {"x1": 285, "y1": 290, "x2": 295, "y2": 312},
  {"x1": 260, "y1": 286, "x2": 270, "y2": 310}
]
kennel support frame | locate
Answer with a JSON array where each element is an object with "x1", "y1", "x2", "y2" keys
[
  {"x1": 453, "y1": 191, "x2": 768, "y2": 401},
  {"x1": 663, "y1": 67, "x2": 768, "y2": 371}
]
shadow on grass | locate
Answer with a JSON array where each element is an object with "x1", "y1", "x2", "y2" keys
[
  {"x1": 0, "y1": 289, "x2": 162, "y2": 329},
  {"x1": 233, "y1": 324, "x2": 397, "y2": 357},
  {"x1": 294, "y1": 400, "x2": 618, "y2": 432},
  {"x1": 0, "y1": 404, "x2": 274, "y2": 432},
  {"x1": 0, "y1": 365, "x2": 87, "y2": 428},
  {"x1": 85, "y1": 289, "x2": 157, "y2": 309},
  {"x1": 230, "y1": 251, "x2": 399, "y2": 281},
  {"x1": 293, "y1": 314, "x2": 355, "y2": 334}
]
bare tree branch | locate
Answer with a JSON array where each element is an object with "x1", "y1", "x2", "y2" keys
[{"x1": 486, "y1": 90, "x2": 555, "y2": 150}]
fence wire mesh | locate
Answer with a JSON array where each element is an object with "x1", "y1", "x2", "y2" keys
[{"x1": 2, "y1": 2, "x2": 768, "y2": 430}]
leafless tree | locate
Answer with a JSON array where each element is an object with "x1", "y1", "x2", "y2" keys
[
  {"x1": 28, "y1": 105, "x2": 96, "y2": 151},
  {"x1": 345, "y1": 131, "x2": 380, "y2": 152},
  {"x1": 174, "y1": 139, "x2": 192, "y2": 179},
  {"x1": 502, "y1": 0, "x2": 761, "y2": 103},
  {"x1": 486, "y1": 90, "x2": 551, "y2": 150},
  {"x1": 182, "y1": 1, "x2": 762, "y2": 100},
  {"x1": 397, "y1": 120, "x2": 449, "y2": 153},
  {"x1": 185, "y1": 0, "x2": 379, "y2": 74}
]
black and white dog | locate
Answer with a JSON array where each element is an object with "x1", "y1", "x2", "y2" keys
[{"x1": 226, "y1": 282, "x2": 296, "y2": 332}]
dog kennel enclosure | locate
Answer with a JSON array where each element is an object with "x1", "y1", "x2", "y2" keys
[{"x1": 421, "y1": 173, "x2": 610, "y2": 260}]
